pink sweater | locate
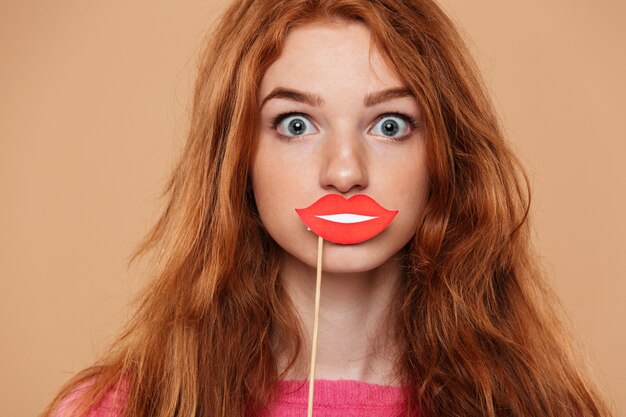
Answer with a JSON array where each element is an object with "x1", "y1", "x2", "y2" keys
[
  {"x1": 259, "y1": 379, "x2": 411, "y2": 417},
  {"x1": 54, "y1": 379, "x2": 414, "y2": 417}
]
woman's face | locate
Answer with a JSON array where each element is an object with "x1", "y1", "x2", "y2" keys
[{"x1": 252, "y1": 21, "x2": 428, "y2": 273}]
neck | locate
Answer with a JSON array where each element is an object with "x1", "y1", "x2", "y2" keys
[{"x1": 275, "y1": 249, "x2": 403, "y2": 386}]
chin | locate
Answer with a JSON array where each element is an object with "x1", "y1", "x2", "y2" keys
[
  {"x1": 322, "y1": 240, "x2": 403, "y2": 273},
  {"x1": 283, "y1": 233, "x2": 404, "y2": 274}
]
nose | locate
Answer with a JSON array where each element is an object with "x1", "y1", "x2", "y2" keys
[{"x1": 318, "y1": 132, "x2": 368, "y2": 194}]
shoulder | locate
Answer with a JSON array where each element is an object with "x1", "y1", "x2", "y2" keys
[{"x1": 52, "y1": 379, "x2": 127, "y2": 417}]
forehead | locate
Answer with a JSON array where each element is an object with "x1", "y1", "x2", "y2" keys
[{"x1": 259, "y1": 21, "x2": 403, "y2": 98}]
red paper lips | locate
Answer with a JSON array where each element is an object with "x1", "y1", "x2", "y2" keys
[{"x1": 295, "y1": 194, "x2": 398, "y2": 244}]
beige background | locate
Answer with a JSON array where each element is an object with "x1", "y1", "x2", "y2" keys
[{"x1": 1, "y1": 1, "x2": 624, "y2": 416}]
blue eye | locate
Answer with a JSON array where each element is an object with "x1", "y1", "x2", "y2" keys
[
  {"x1": 370, "y1": 113, "x2": 417, "y2": 140},
  {"x1": 271, "y1": 112, "x2": 317, "y2": 139}
]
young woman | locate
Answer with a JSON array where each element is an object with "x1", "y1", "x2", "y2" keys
[{"x1": 42, "y1": 0, "x2": 614, "y2": 416}]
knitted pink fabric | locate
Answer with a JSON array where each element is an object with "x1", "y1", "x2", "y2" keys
[
  {"x1": 259, "y1": 379, "x2": 413, "y2": 417},
  {"x1": 53, "y1": 379, "x2": 414, "y2": 417}
]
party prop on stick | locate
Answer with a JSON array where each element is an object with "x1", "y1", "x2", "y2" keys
[
  {"x1": 296, "y1": 194, "x2": 398, "y2": 245},
  {"x1": 295, "y1": 194, "x2": 398, "y2": 417}
]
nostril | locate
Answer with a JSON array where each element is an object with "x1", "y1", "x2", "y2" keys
[{"x1": 322, "y1": 179, "x2": 365, "y2": 195}]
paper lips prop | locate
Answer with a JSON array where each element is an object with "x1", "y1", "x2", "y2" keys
[{"x1": 295, "y1": 194, "x2": 398, "y2": 244}]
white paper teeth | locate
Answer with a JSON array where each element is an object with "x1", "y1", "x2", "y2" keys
[{"x1": 314, "y1": 214, "x2": 378, "y2": 224}]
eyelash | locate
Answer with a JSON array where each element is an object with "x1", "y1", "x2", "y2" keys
[{"x1": 269, "y1": 111, "x2": 419, "y2": 142}]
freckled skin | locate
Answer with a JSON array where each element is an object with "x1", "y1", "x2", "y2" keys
[{"x1": 252, "y1": 21, "x2": 428, "y2": 274}]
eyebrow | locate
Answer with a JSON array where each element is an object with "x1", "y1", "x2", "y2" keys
[{"x1": 259, "y1": 86, "x2": 415, "y2": 109}]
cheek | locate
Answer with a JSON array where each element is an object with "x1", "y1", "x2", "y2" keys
[
  {"x1": 379, "y1": 138, "x2": 426, "y2": 182},
  {"x1": 402, "y1": 163, "x2": 428, "y2": 207},
  {"x1": 251, "y1": 139, "x2": 308, "y2": 231},
  {"x1": 385, "y1": 148, "x2": 428, "y2": 226}
]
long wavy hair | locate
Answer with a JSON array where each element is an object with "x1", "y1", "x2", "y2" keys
[{"x1": 41, "y1": 0, "x2": 614, "y2": 416}]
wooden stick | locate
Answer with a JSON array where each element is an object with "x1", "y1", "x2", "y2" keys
[{"x1": 307, "y1": 236, "x2": 323, "y2": 417}]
